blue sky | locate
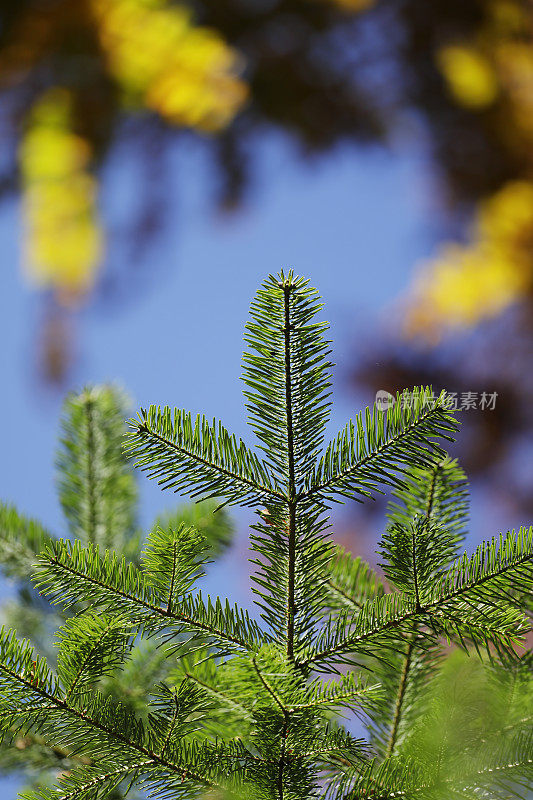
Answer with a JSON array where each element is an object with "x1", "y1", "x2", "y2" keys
[
  {"x1": 0, "y1": 132, "x2": 450, "y2": 795},
  {"x1": 1, "y1": 135, "x2": 436, "y2": 532}
]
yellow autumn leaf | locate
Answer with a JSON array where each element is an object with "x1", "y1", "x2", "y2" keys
[
  {"x1": 20, "y1": 89, "x2": 103, "y2": 303},
  {"x1": 437, "y1": 44, "x2": 499, "y2": 109},
  {"x1": 91, "y1": 0, "x2": 248, "y2": 131},
  {"x1": 403, "y1": 180, "x2": 533, "y2": 339}
]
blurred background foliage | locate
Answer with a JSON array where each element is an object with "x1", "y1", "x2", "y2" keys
[{"x1": 1, "y1": 0, "x2": 533, "y2": 513}]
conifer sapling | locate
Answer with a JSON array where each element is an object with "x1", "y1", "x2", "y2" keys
[{"x1": 0, "y1": 272, "x2": 531, "y2": 800}]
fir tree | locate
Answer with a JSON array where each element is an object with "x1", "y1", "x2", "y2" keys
[{"x1": 0, "y1": 272, "x2": 531, "y2": 800}]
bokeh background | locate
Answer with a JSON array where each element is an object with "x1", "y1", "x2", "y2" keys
[{"x1": 1, "y1": 0, "x2": 533, "y2": 794}]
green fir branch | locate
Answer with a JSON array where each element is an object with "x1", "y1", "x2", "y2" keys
[
  {"x1": 56, "y1": 614, "x2": 133, "y2": 700},
  {"x1": 0, "y1": 504, "x2": 55, "y2": 581},
  {"x1": 34, "y1": 539, "x2": 268, "y2": 654},
  {"x1": 0, "y1": 630, "x2": 251, "y2": 798},
  {"x1": 241, "y1": 271, "x2": 332, "y2": 487},
  {"x1": 302, "y1": 388, "x2": 458, "y2": 505},
  {"x1": 57, "y1": 386, "x2": 138, "y2": 549},
  {"x1": 386, "y1": 458, "x2": 468, "y2": 551},
  {"x1": 304, "y1": 526, "x2": 532, "y2": 669},
  {"x1": 125, "y1": 406, "x2": 280, "y2": 507},
  {"x1": 322, "y1": 547, "x2": 385, "y2": 615}
]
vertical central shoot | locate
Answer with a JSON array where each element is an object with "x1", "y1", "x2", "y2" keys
[
  {"x1": 283, "y1": 282, "x2": 297, "y2": 660},
  {"x1": 243, "y1": 271, "x2": 332, "y2": 664}
]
